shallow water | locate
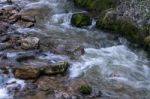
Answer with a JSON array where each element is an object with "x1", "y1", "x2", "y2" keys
[{"x1": 0, "y1": 0, "x2": 150, "y2": 98}]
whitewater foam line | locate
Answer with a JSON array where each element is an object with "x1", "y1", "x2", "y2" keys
[{"x1": 69, "y1": 45, "x2": 150, "y2": 89}]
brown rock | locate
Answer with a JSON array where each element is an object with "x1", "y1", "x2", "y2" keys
[
  {"x1": 14, "y1": 66, "x2": 40, "y2": 80},
  {"x1": 43, "y1": 61, "x2": 69, "y2": 75},
  {"x1": 21, "y1": 37, "x2": 39, "y2": 50}
]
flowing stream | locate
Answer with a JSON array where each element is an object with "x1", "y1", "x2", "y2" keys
[{"x1": 0, "y1": 0, "x2": 150, "y2": 99}]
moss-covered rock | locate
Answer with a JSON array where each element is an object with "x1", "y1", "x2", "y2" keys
[
  {"x1": 73, "y1": 0, "x2": 118, "y2": 11},
  {"x1": 71, "y1": 13, "x2": 92, "y2": 27},
  {"x1": 144, "y1": 36, "x2": 150, "y2": 49},
  {"x1": 79, "y1": 84, "x2": 92, "y2": 95},
  {"x1": 96, "y1": 11, "x2": 142, "y2": 43}
]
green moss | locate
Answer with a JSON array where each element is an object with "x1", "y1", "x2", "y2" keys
[
  {"x1": 71, "y1": 13, "x2": 92, "y2": 27},
  {"x1": 144, "y1": 36, "x2": 150, "y2": 47},
  {"x1": 74, "y1": 0, "x2": 118, "y2": 11},
  {"x1": 96, "y1": 12, "x2": 142, "y2": 43},
  {"x1": 79, "y1": 84, "x2": 92, "y2": 95}
]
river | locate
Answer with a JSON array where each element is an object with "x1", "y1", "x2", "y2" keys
[{"x1": 0, "y1": 0, "x2": 150, "y2": 99}]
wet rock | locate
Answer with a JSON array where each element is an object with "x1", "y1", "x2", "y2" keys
[
  {"x1": 43, "y1": 61, "x2": 69, "y2": 75},
  {"x1": 21, "y1": 16, "x2": 35, "y2": 23},
  {"x1": 71, "y1": 13, "x2": 92, "y2": 27},
  {"x1": 21, "y1": 37, "x2": 39, "y2": 50},
  {"x1": 0, "y1": 42, "x2": 12, "y2": 50},
  {"x1": 40, "y1": 39, "x2": 85, "y2": 58},
  {"x1": 144, "y1": 36, "x2": 150, "y2": 52},
  {"x1": 14, "y1": 66, "x2": 40, "y2": 80},
  {"x1": 0, "y1": 35, "x2": 10, "y2": 43},
  {"x1": 73, "y1": 0, "x2": 118, "y2": 11},
  {"x1": 16, "y1": 55, "x2": 35, "y2": 62},
  {"x1": 96, "y1": 10, "x2": 143, "y2": 43},
  {"x1": 78, "y1": 84, "x2": 92, "y2": 95},
  {"x1": 0, "y1": 22, "x2": 9, "y2": 34}
]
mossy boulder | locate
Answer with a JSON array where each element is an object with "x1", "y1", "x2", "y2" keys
[
  {"x1": 79, "y1": 84, "x2": 92, "y2": 95},
  {"x1": 73, "y1": 0, "x2": 118, "y2": 11},
  {"x1": 96, "y1": 11, "x2": 142, "y2": 43},
  {"x1": 71, "y1": 13, "x2": 92, "y2": 27},
  {"x1": 144, "y1": 36, "x2": 150, "y2": 50}
]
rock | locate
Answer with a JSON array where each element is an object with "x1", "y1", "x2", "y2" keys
[
  {"x1": 73, "y1": 0, "x2": 118, "y2": 11},
  {"x1": 41, "y1": 39, "x2": 85, "y2": 58},
  {"x1": 43, "y1": 61, "x2": 69, "y2": 75},
  {"x1": 144, "y1": 36, "x2": 150, "y2": 51},
  {"x1": 0, "y1": 22, "x2": 9, "y2": 34},
  {"x1": 71, "y1": 13, "x2": 92, "y2": 27},
  {"x1": 16, "y1": 55, "x2": 35, "y2": 62},
  {"x1": 21, "y1": 37, "x2": 39, "y2": 50},
  {"x1": 78, "y1": 84, "x2": 92, "y2": 95},
  {"x1": 0, "y1": 43, "x2": 12, "y2": 50},
  {"x1": 21, "y1": 16, "x2": 35, "y2": 23},
  {"x1": 14, "y1": 66, "x2": 40, "y2": 80},
  {"x1": 0, "y1": 35, "x2": 10, "y2": 43},
  {"x1": 96, "y1": 10, "x2": 142, "y2": 43}
]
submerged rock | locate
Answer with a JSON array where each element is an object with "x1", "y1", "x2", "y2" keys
[
  {"x1": 14, "y1": 66, "x2": 40, "y2": 80},
  {"x1": 16, "y1": 54, "x2": 35, "y2": 62},
  {"x1": 43, "y1": 61, "x2": 69, "y2": 75},
  {"x1": 21, "y1": 37, "x2": 39, "y2": 50},
  {"x1": 71, "y1": 13, "x2": 92, "y2": 27}
]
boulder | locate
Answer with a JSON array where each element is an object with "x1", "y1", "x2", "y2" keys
[
  {"x1": 73, "y1": 0, "x2": 118, "y2": 11},
  {"x1": 43, "y1": 61, "x2": 69, "y2": 75},
  {"x1": 21, "y1": 37, "x2": 39, "y2": 50},
  {"x1": 96, "y1": 11, "x2": 142, "y2": 43},
  {"x1": 71, "y1": 13, "x2": 92, "y2": 27},
  {"x1": 144, "y1": 36, "x2": 150, "y2": 51},
  {"x1": 14, "y1": 66, "x2": 40, "y2": 80}
]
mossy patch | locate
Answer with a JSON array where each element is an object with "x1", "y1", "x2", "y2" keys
[
  {"x1": 71, "y1": 13, "x2": 92, "y2": 27},
  {"x1": 79, "y1": 84, "x2": 92, "y2": 95},
  {"x1": 74, "y1": 0, "x2": 118, "y2": 11},
  {"x1": 96, "y1": 11, "x2": 142, "y2": 43}
]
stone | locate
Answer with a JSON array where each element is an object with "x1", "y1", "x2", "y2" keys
[
  {"x1": 79, "y1": 84, "x2": 92, "y2": 95},
  {"x1": 14, "y1": 66, "x2": 40, "y2": 80},
  {"x1": 71, "y1": 13, "x2": 92, "y2": 27},
  {"x1": 96, "y1": 10, "x2": 142, "y2": 43},
  {"x1": 43, "y1": 61, "x2": 69, "y2": 75},
  {"x1": 16, "y1": 55, "x2": 35, "y2": 62},
  {"x1": 41, "y1": 39, "x2": 85, "y2": 58},
  {"x1": 21, "y1": 16, "x2": 35, "y2": 23},
  {"x1": 21, "y1": 37, "x2": 39, "y2": 50},
  {"x1": 0, "y1": 43, "x2": 12, "y2": 50},
  {"x1": 73, "y1": 0, "x2": 118, "y2": 11},
  {"x1": 0, "y1": 22, "x2": 9, "y2": 34}
]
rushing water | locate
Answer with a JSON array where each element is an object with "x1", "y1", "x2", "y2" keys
[{"x1": 0, "y1": 0, "x2": 150, "y2": 99}]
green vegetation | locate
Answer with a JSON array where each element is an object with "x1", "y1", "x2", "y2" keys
[{"x1": 71, "y1": 13, "x2": 92, "y2": 27}]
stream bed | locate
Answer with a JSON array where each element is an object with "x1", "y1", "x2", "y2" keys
[{"x1": 0, "y1": 0, "x2": 150, "y2": 99}]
